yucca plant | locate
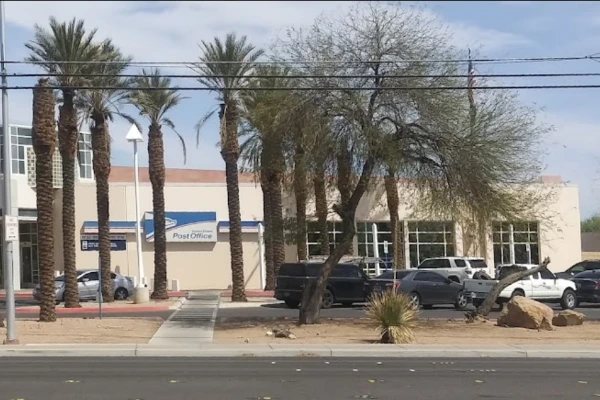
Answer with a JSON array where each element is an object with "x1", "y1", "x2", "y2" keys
[{"x1": 366, "y1": 290, "x2": 418, "y2": 344}]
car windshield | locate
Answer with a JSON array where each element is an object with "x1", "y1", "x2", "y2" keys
[{"x1": 376, "y1": 270, "x2": 411, "y2": 280}]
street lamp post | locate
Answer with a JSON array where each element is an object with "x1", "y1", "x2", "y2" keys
[{"x1": 125, "y1": 124, "x2": 148, "y2": 304}]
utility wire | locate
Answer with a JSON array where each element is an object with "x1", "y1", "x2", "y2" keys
[
  {"x1": 13, "y1": 84, "x2": 600, "y2": 91},
  {"x1": 9, "y1": 72, "x2": 600, "y2": 79},
  {"x1": 9, "y1": 55, "x2": 600, "y2": 66}
]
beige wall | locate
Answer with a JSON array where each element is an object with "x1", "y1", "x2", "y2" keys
[
  {"x1": 67, "y1": 181, "x2": 265, "y2": 290},
  {"x1": 582, "y1": 252, "x2": 600, "y2": 261}
]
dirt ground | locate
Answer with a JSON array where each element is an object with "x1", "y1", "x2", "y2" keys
[
  {"x1": 214, "y1": 317, "x2": 600, "y2": 345},
  {"x1": 0, "y1": 318, "x2": 162, "y2": 344}
]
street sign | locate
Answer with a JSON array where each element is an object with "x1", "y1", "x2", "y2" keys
[
  {"x1": 383, "y1": 240, "x2": 389, "y2": 254},
  {"x1": 80, "y1": 239, "x2": 127, "y2": 252},
  {"x1": 3, "y1": 215, "x2": 18, "y2": 242}
]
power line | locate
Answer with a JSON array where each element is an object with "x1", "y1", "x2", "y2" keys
[
  {"x1": 13, "y1": 84, "x2": 600, "y2": 91},
  {"x1": 9, "y1": 55, "x2": 600, "y2": 66},
  {"x1": 9, "y1": 72, "x2": 600, "y2": 79}
]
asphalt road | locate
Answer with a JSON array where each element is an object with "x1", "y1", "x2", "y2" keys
[
  {"x1": 217, "y1": 302, "x2": 600, "y2": 321},
  {"x1": 1, "y1": 357, "x2": 599, "y2": 399}
]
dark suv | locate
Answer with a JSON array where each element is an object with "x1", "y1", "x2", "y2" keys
[
  {"x1": 274, "y1": 262, "x2": 369, "y2": 309},
  {"x1": 555, "y1": 260, "x2": 600, "y2": 280}
]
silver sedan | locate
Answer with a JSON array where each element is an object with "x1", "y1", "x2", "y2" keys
[{"x1": 33, "y1": 269, "x2": 135, "y2": 302}]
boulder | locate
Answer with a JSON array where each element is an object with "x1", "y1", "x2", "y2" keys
[
  {"x1": 553, "y1": 310, "x2": 585, "y2": 327},
  {"x1": 496, "y1": 297, "x2": 554, "y2": 330}
]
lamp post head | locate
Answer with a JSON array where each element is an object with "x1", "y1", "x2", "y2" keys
[{"x1": 125, "y1": 124, "x2": 144, "y2": 143}]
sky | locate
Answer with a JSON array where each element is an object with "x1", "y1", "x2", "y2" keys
[{"x1": 2, "y1": 1, "x2": 600, "y2": 218}]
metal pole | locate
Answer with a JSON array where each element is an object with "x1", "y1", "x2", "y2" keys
[
  {"x1": 133, "y1": 140, "x2": 144, "y2": 287},
  {"x1": 1, "y1": 0, "x2": 17, "y2": 344},
  {"x1": 257, "y1": 222, "x2": 265, "y2": 289},
  {"x1": 97, "y1": 254, "x2": 102, "y2": 320},
  {"x1": 372, "y1": 223, "x2": 380, "y2": 276}
]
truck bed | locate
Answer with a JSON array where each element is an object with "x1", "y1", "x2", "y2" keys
[{"x1": 463, "y1": 279, "x2": 497, "y2": 294}]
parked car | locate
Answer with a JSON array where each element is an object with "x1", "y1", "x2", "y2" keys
[
  {"x1": 572, "y1": 269, "x2": 600, "y2": 305},
  {"x1": 555, "y1": 260, "x2": 600, "y2": 280},
  {"x1": 32, "y1": 269, "x2": 134, "y2": 303},
  {"x1": 464, "y1": 264, "x2": 577, "y2": 310},
  {"x1": 274, "y1": 262, "x2": 369, "y2": 309},
  {"x1": 367, "y1": 269, "x2": 468, "y2": 310},
  {"x1": 416, "y1": 257, "x2": 490, "y2": 282}
]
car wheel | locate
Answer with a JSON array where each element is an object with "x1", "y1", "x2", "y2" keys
[
  {"x1": 114, "y1": 287, "x2": 129, "y2": 301},
  {"x1": 321, "y1": 289, "x2": 335, "y2": 309},
  {"x1": 408, "y1": 292, "x2": 420, "y2": 310},
  {"x1": 455, "y1": 291, "x2": 468, "y2": 310},
  {"x1": 511, "y1": 290, "x2": 525, "y2": 299},
  {"x1": 284, "y1": 299, "x2": 300, "y2": 309},
  {"x1": 560, "y1": 289, "x2": 577, "y2": 310}
]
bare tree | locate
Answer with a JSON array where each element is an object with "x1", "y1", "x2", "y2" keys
[{"x1": 275, "y1": 2, "x2": 549, "y2": 324}]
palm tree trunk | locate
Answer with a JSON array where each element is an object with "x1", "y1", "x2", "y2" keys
[
  {"x1": 57, "y1": 89, "x2": 80, "y2": 308},
  {"x1": 384, "y1": 170, "x2": 403, "y2": 269},
  {"x1": 261, "y1": 163, "x2": 275, "y2": 290},
  {"x1": 32, "y1": 79, "x2": 57, "y2": 322},
  {"x1": 293, "y1": 140, "x2": 307, "y2": 261},
  {"x1": 313, "y1": 162, "x2": 329, "y2": 255},
  {"x1": 270, "y1": 170, "x2": 285, "y2": 277},
  {"x1": 91, "y1": 113, "x2": 114, "y2": 302},
  {"x1": 148, "y1": 123, "x2": 168, "y2": 300},
  {"x1": 221, "y1": 102, "x2": 246, "y2": 302}
]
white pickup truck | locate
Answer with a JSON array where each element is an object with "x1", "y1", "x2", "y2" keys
[{"x1": 464, "y1": 264, "x2": 577, "y2": 310}]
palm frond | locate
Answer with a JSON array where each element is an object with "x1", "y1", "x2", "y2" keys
[
  {"x1": 163, "y1": 117, "x2": 187, "y2": 165},
  {"x1": 195, "y1": 108, "x2": 217, "y2": 148}
]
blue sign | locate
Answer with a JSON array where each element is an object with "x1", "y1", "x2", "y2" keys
[
  {"x1": 80, "y1": 239, "x2": 127, "y2": 252},
  {"x1": 143, "y1": 211, "x2": 218, "y2": 243}
]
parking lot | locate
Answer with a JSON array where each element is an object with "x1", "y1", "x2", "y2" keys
[{"x1": 216, "y1": 301, "x2": 600, "y2": 321}]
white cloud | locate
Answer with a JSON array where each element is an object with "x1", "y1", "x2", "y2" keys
[{"x1": 2, "y1": 0, "x2": 534, "y2": 168}]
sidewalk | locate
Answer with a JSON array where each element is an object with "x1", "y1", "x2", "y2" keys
[{"x1": 0, "y1": 343, "x2": 598, "y2": 358}]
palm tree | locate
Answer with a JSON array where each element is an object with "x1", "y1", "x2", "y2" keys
[
  {"x1": 32, "y1": 79, "x2": 57, "y2": 322},
  {"x1": 240, "y1": 66, "x2": 289, "y2": 289},
  {"x1": 194, "y1": 33, "x2": 264, "y2": 302},
  {"x1": 26, "y1": 17, "x2": 107, "y2": 308},
  {"x1": 77, "y1": 42, "x2": 133, "y2": 302},
  {"x1": 129, "y1": 69, "x2": 186, "y2": 300}
]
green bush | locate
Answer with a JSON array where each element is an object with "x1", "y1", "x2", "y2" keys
[{"x1": 366, "y1": 289, "x2": 417, "y2": 344}]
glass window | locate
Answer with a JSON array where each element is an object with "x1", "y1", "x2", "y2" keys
[
  {"x1": 492, "y1": 222, "x2": 539, "y2": 266},
  {"x1": 306, "y1": 220, "x2": 348, "y2": 257},
  {"x1": 78, "y1": 132, "x2": 93, "y2": 179},
  {"x1": 414, "y1": 271, "x2": 446, "y2": 282},
  {"x1": 455, "y1": 259, "x2": 466, "y2": 267},
  {"x1": 584, "y1": 261, "x2": 600, "y2": 271},
  {"x1": 407, "y1": 221, "x2": 455, "y2": 268},
  {"x1": 82, "y1": 271, "x2": 99, "y2": 281},
  {"x1": 356, "y1": 221, "x2": 402, "y2": 274},
  {"x1": 540, "y1": 269, "x2": 555, "y2": 280}
]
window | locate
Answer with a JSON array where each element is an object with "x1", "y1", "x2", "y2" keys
[
  {"x1": 408, "y1": 221, "x2": 455, "y2": 268},
  {"x1": 414, "y1": 271, "x2": 446, "y2": 282},
  {"x1": 584, "y1": 261, "x2": 600, "y2": 271},
  {"x1": 78, "y1": 132, "x2": 93, "y2": 179},
  {"x1": 81, "y1": 271, "x2": 99, "y2": 281},
  {"x1": 357, "y1": 221, "x2": 401, "y2": 274},
  {"x1": 540, "y1": 269, "x2": 556, "y2": 280},
  {"x1": 455, "y1": 259, "x2": 466, "y2": 267},
  {"x1": 493, "y1": 222, "x2": 539, "y2": 266},
  {"x1": 417, "y1": 258, "x2": 451, "y2": 269},
  {"x1": 575, "y1": 270, "x2": 600, "y2": 279},
  {"x1": 469, "y1": 259, "x2": 488, "y2": 270},
  {"x1": 0, "y1": 126, "x2": 31, "y2": 174},
  {"x1": 306, "y1": 221, "x2": 349, "y2": 257}
]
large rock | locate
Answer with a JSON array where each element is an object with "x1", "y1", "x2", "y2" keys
[
  {"x1": 496, "y1": 297, "x2": 554, "y2": 330},
  {"x1": 553, "y1": 310, "x2": 585, "y2": 327}
]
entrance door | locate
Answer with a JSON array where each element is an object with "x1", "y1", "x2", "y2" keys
[{"x1": 20, "y1": 243, "x2": 33, "y2": 287}]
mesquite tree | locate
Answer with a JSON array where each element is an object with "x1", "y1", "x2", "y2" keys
[{"x1": 275, "y1": 2, "x2": 549, "y2": 324}]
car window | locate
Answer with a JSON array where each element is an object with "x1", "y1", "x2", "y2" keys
[
  {"x1": 441, "y1": 259, "x2": 451, "y2": 268},
  {"x1": 378, "y1": 271, "x2": 394, "y2": 279},
  {"x1": 347, "y1": 266, "x2": 364, "y2": 278},
  {"x1": 414, "y1": 271, "x2": 447, "y2": 283},
  {"x1": 81, "y1": 271, "x2": 99, "y2": 281},
  {"x1": 574, "y1": 270, "x2": 600, "y2": 279},
  {"x1": 330, "y1": 265, "x2": 345, "y2": 278},
  {"x1": 278, "y1": 263, "x2": 308, "y2": 277},
  {"x1": 395, "y1": 271, "x2": 412, "y2": 280},
  {"x1": 469, "y1": 260, "x2": 488, "y2": 269},
  {"x1": 455, "y1": 259, "x2": 466, "y2": 268},
  {"x1": 585, "y1": 262, "x2": 600, "y2": 271},
  {"x1": 540, "y1": 269, "x2": 555, "y2": 279},
  {"x1": 111, "y1": 273, "x2": 117, "y2": 279},
  {"x1": 498, "y1": 266, "x2": 528, "y2": 280},
  {"x1": 417, "y1": 259, "x2": 439, "y2": 269}
]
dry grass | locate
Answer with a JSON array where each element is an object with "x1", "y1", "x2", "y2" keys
[
  {"x1": 214, "y1": 317, "x2": 600, "y2": 345},
  {"x1": 0, "y1": 318, "x2": 162, "y2": 344}
]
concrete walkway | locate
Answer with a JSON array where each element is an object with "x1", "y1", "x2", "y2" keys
[
  {"x1": 148, "y1": 291, "x2": 220, "y2": 346},
  {"x1": 1, "y1": 343, "x2": 600, "y2": 358}
]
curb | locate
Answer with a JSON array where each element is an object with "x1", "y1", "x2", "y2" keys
[
  {"x1": 1, "y1": 344, "x2": 600, "y2": 358},
  {"x1": 13, "y1": 297, "x2": 186, "y2": 314}
]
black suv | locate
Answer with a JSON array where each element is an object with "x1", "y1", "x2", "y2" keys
[
  {"x1": 274, "y1": 262, "x2": 369, "y2": 309},
  {"x1": 555, "y1": 260, "x2": 600, "y2": 280}
]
